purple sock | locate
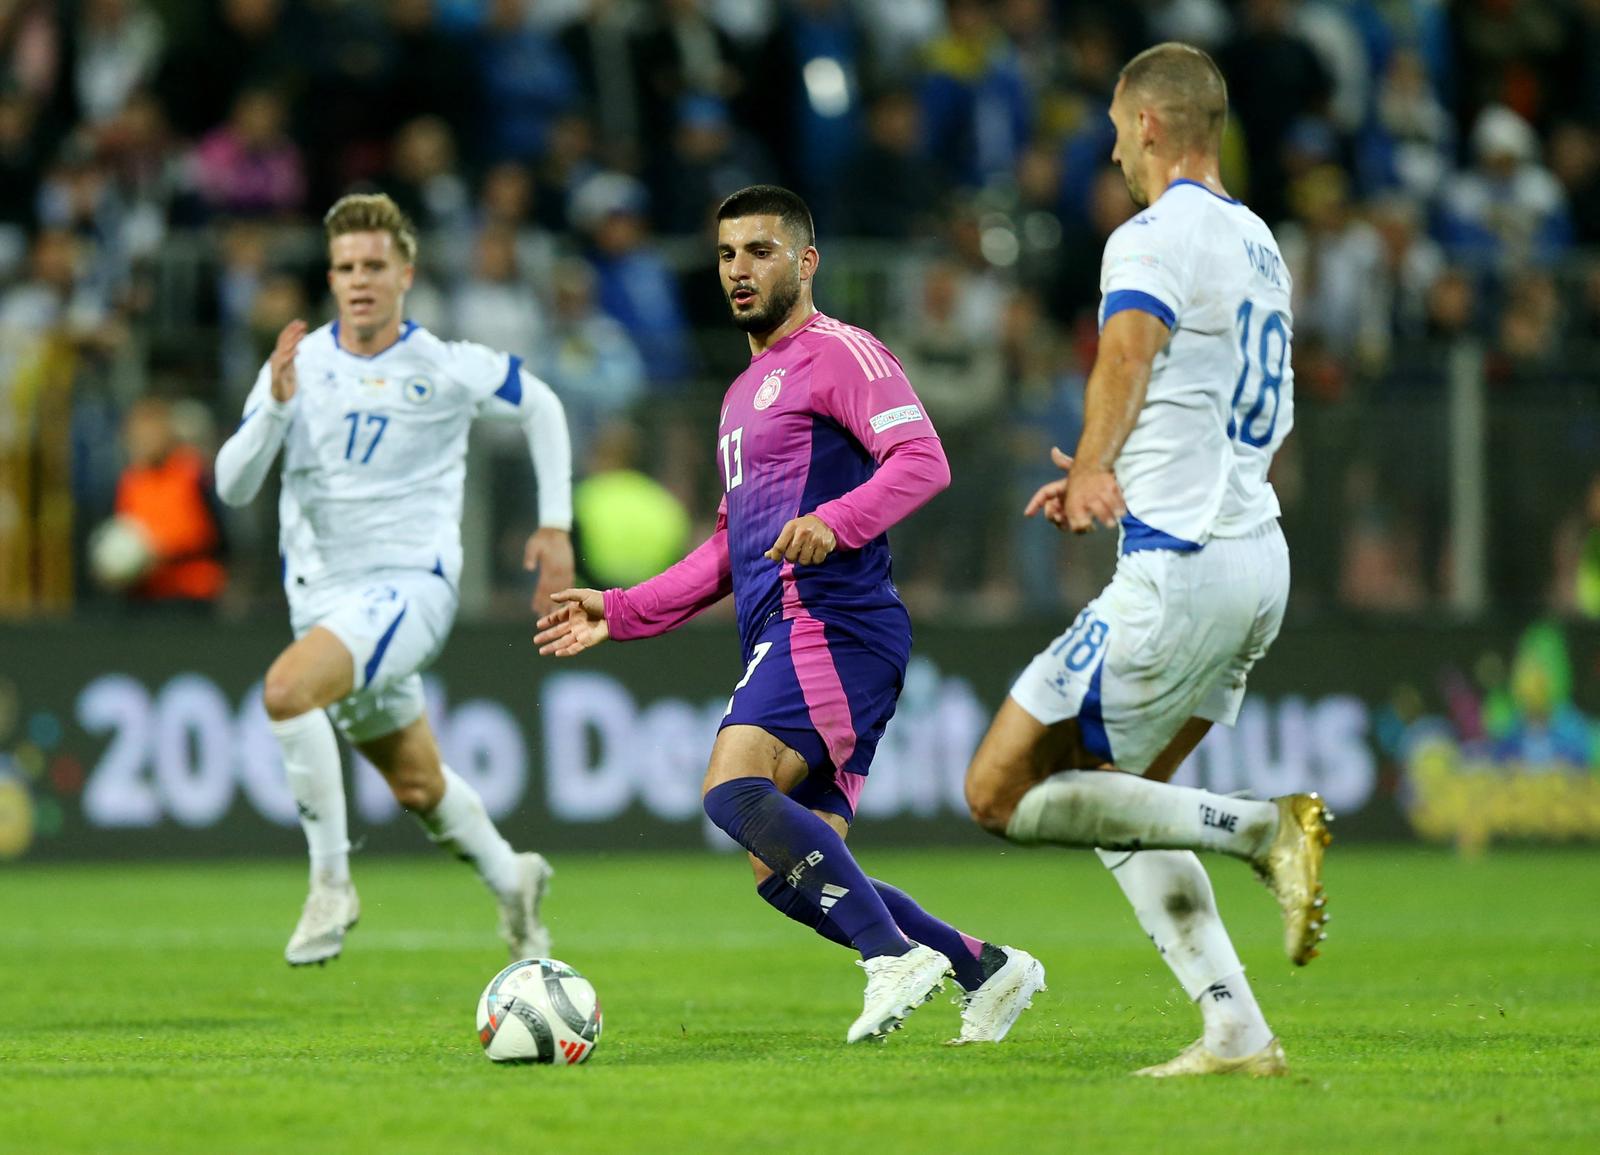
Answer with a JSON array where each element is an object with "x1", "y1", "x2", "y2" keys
[
  {"x1": 705, "y1": 777, "x2": 908, "y2": 959},
  {"x1": 756, "y1": 873, "x2": 853, "y2": 948},
  {"x1": 754, "y1": 871, "x2": 997, "y2": 992},
  {"x1": 867, "y1": 878, "x2": 992, "y2": 991}
]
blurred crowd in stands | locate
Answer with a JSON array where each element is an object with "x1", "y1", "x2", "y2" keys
[{"x1": 2, "y1": 0, "x2": 1598, "y2": 623}]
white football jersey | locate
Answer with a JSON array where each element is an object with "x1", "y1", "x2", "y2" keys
[
  {"x1": 223, "y1": 321, "x2": 562, "y2": 590},
  {"x1": 1097, "y1": 180, "x2": 1295, "y2": 547}
]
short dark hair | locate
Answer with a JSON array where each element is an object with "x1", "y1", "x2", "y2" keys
[
  {"x1": 1119, "y1": 42, "x2": 1229, "y2": 153},
  {"x1": 715, "y1": 184, "x2": 815, "y2": 249}
]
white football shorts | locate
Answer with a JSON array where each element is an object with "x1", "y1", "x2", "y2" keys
[
  {"x1": 1009, "y1": 520, "x2": 1289, "y2": 775},
  {"x1": 290, "y1": 569, "x2": 458, "y2": 743}
]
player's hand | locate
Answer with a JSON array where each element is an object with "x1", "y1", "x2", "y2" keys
[
  {"x1": 1023, "y1": 446, "x2": 1075, "y2": 528},
  {"x1": 534, "y1": 588, "x2": 609, "y2": 656},
  {"x1": 523, "y1": 527, "x2": 576, "y2": 617},
  {"x1": 766, "y1": 514, "x2": 836, "y2": 566},
  {"x1": 269, "y1": 319, "x2": 307, "y2": 403},
  {"x1": 1063, "y1": 464, "x2": 1126, "y2": 533}
]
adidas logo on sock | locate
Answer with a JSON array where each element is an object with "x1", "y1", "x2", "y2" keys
[{"x1": 819, "y1": 883, "x2": 849, "y2": 912}]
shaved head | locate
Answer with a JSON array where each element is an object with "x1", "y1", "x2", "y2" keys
[{"x1": 1118, "y1": 42, "x2": 1228, "y2": 155}]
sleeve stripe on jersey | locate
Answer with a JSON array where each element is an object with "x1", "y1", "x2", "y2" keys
[
  {"x1": 1102, "y1": 289, "x2": 1176, "y2": 331},
  {"x1": 816, "y1": 318, "x2": 890, "y2": 380},
  {"x1": 494, "y1": 355, "x2": 524, "y2": 405}
]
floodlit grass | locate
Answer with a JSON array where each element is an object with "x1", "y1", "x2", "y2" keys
[{"x1": 3, "y1": 846, "x2": 1597, "y2": 1154}]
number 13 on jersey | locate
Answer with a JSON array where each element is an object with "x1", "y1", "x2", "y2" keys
[
  {"x1": 719, "y1": 426, "x2": 744, "y2": 492},
  {"x1": 1229, "y1": 300, "x2": 1288, "y2": 448}
]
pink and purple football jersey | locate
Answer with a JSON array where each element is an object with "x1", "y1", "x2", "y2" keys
[{"x1": 716, "y1": 311, "x2": 937, "y2": 664}]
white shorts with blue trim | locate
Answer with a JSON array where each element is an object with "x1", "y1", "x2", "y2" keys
[
  {"x1": 290, "y1": 569, "x2": 458, "y2": 743},
  {"x1": 1008, "y1": 521, "x2": 1289, "y2": 775}
]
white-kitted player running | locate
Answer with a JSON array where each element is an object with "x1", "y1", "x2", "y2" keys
[
  {"x1": 963, "y1": 44, "x2": 1331, "y2": 1077},
  {"x1": 215, "y1": 194, "x2": 574, "y2": 966}
]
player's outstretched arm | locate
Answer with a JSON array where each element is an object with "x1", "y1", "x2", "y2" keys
[
  {"x1": 535, "y1": 589, "x2": 610, "y2": 656},
  {"x1": 214, "y1": 319, "x2": 305, "y2": 506},
  {"x1": 524, "y1": 528, "x2": 576, "y2": 617}
]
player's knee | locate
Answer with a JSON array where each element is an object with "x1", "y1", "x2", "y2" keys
[
  {"x1": 262, "y1": 670, "x2": 317, "y2": 721},
  {"x1": 388, "y1": 768, "x2": 442, "y2": 813}
]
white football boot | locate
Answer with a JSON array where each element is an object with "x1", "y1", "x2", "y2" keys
[
  {"x1": 846, "y1": 944, "x2": 954, "y2": 1043},
  {"x1": 946, "y1": 946, "x2": 1048, "y2": 1045},
  {"x1": 1133, "y1": 1036, "x2": 1288, "y2": 1078},
  {"x1": 498, "y1": 852, "x2": 555, "y2": 960},
  {"x1": 285, "y1": 881, "x2": 360, "y2": 966}
]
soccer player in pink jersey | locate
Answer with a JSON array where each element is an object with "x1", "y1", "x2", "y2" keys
[{"x1": 535, "y1": 185, "x2": 1045, "y2": 1045}]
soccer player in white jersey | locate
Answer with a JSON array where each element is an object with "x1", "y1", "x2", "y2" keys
[
  {"x1": 961, "y1": 44, "x2": 1332, "y2": 1076},
  {"x1": 214, "y1": 194, "x2": 574, "y2": 966}
]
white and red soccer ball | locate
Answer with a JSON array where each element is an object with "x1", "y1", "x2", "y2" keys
[{"x1": 476, "y1": 957, "x2": 602, "y2": 1065}]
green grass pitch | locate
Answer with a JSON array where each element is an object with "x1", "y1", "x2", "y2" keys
[{"x1": 3, "y1": 846, "x2": 1597, "y2": 1154}]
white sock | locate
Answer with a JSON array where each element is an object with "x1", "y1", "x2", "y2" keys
[
  {"x1": 1008, "y1": 770, "x2": 1278, "y2": 859},
  {"x1": 416, "y1": 766, "x2": 522, "y2": 899},
  {"x1": 1097, "y1": 848, "x2": 1273, "y2": 1058},
  {"x1": 271, "y1": 710, "x2": 350, "y2": 888},
  {"x1": 1196, "y1": 970, "x2": 1273, "y2": 1059}
]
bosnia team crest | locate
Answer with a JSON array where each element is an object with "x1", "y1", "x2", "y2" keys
[
  {"x1": 753, "y1": 368, "x2": 784, "y2": 411},
  {"x1": 403, "y1": 375, "x2": 435, "y2": 404}
]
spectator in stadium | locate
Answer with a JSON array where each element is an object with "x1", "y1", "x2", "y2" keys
[
  {"x1": 1436, "y1": 104, "x2": 1572, "y2": 271},
  {"x1": 1217, "y1": 0, "x2": 1333, "y2": 225},
  {"x1": 1548, "y1": 121, "x2": 1600, "y2": 247},
  {"x1": 1490, "y1": 270, "x2": 1563, "y2": 384},
  {"x1": 385, "y1": 115, "x2": 473, "y2": 240},
  {"x1": 1367, "y1": 193, "x2": 1447, "y2": 363},
  {"x1": 658, "y1": 94, "x2": 775, "y2": 236},
  {"x1": 888, "y1": 258, "x2": 1006, "y2": 608},
  {"x1": 531, "y1": 111, "x2": 600, "y2": 235},
  {"x1": 1450, "y1": 0, "x2": 1576, "y2": 134},
  {"x1": 633, "y1": 0, "x2": 749, "y2": 175},
  {"x1": 572, "y1": 172, "x2": 695, "y2": 389},
  {"x1": 451, "y1": 224, "x2": 546, "y2": 362},
  {"x1": 91, "y1": 90, "x2": 182, "y2": 262},
  {"x1": 1052, "y1": 164, "x2": 1136, "y2": 331},
  {"x1": 104, "y1": 396, "x2": 227, "y2": 612},
  {"x1": 918, "y1": 0, "x2": 1032, "y2": 190},
  {"x1": 0, "y1": 228, "x2": 112, "y2": 341},
  {"x1": 1339, "y1": 459, "x2": 1429, "y2": 613},
  {"x1": 72, "y1": 0, "x2": 165, "y2": 127},
  {"x1": 1277, "y1": 165, "x2": 1388, "y2": 373},
  {"x1": 1423, "y1": 266, "x2": 1480, "y2": 342},
  {"x1": 535, "y1": 256, "x2": 645, "y2": 469},
  {"x1": 213, "y1": 220, "x2": 272, "y2": 397},
  {"x1": 473, "y1": 0, "x2": 581, "y2": 161},
  {"x1": 836, "y1": 87, "x2": 945, "y2": 239},
  {"x1": 471, "y1": 160, "x2": 557, "y2": 288},
  {"x1": 0, "y1": 90, "x2": 41, "y2": 245},
  {"x1": 763, "y1": 0, "x2": 870, "y2": 217},
  {"x1": 155, "y1": 0, "x2": 302, "y2": 139},
  {"x1": 378, "y1": 0, "x2": 479, "y2": 147},
  {"x1": 569, "y1": 420, "x2": 691, "y2": 590},
  {"x1": 1359, "y1": 48, "x2": 1454, "y2": 201},
  {"x1": 557, "y1": 0, "x2": 644, "y2": 172},
  {"x1": 189, "y1": 86, "x2": 306, "y2": 219}
]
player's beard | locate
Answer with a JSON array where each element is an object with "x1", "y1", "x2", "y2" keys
[{"x1": 728, "y1": 266, "x2": 802, "y2": 335}]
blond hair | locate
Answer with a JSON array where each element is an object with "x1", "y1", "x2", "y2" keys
[
  {"x1": 1119, "y1": 42, "x2": 1229, "y2": 154},
  {"x1": 322, "y1": 193, "x2": 418, "y2": 263}
]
